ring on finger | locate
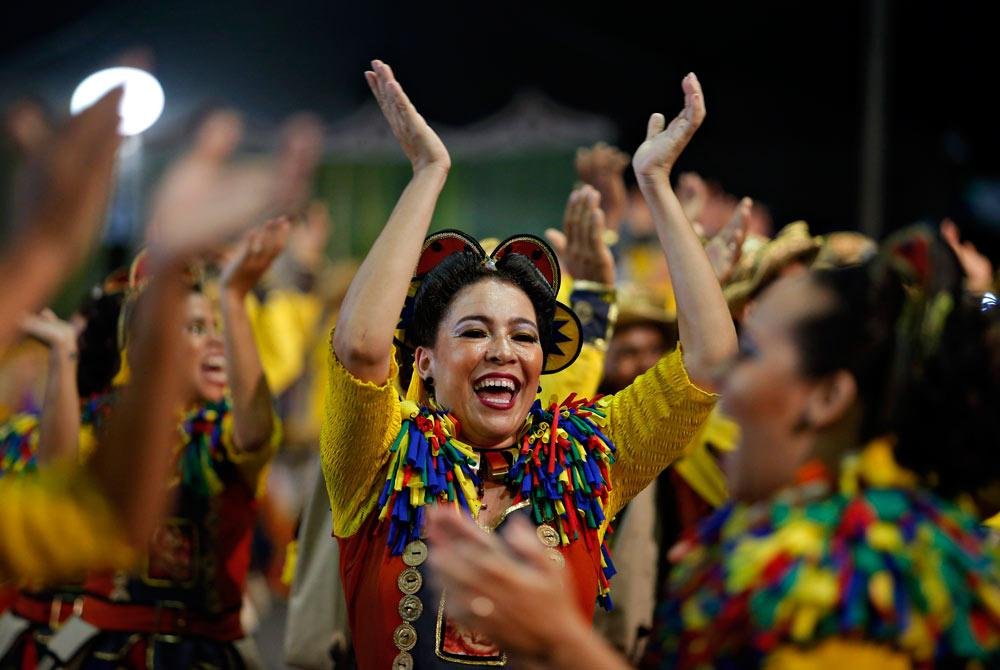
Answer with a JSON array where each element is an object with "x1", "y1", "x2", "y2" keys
[{"x1": 469, "y1": 595, "x2": 495, "y2": 618}]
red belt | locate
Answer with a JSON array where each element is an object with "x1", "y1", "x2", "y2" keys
[
  {"x1": 12, "y1": 593, "x2": 81, "y2": 629},
  {"x1": 78, "y1": 597, "x2": 243, "y2": 641}
]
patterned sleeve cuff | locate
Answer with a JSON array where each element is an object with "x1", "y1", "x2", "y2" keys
[{"x1": 570, "y1": 281, "x2": 618, "y2": 351}]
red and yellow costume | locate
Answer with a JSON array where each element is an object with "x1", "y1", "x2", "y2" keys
[
  {"x1": 321, "y1": 337, "x2": 716, "y2": 668},
  {"x1": 38, "y1": 393, "x2": 281, "y2": 668}
]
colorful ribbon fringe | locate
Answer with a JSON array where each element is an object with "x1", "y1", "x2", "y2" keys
[
  {"x1": 0, "y1": 413, "x2": 39, "y2": 477},
  {"x1": 645, "y1": 482, "x2": 1000, "y2": 666},
  {"x1": 375, "y1": 395, "x2": 619, "y2": 610},
  {"x1": 85, "y1": 392, "x2": 230, "y2": 498},
  {"x1": 177, "y1": 400, "x2": 230, "y2": 497}
]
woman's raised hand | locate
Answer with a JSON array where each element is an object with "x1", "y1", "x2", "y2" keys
[
  {"x1": 941, "y1": 219, "x2": 994, "y2": 294},
  {"x1": 220, "y1": 217, "x2": 292, "y2": 297},
  {"x1": 704, "y1": 196, "x2": 751, "y2": 283},
  {"x1": 632, "y1": 73, "x2": 706, "y2": 183},
  {"x1": 147, "y1": 114, "x2": 318, "y2": 260},
  {"x1": 20, "y1": 308, "x2": 77, "y2": 351},
  {"x1": 545, "y1": 185, "x2": 616, "y2": 285},
  {"x1": 365, "y1": 60, "x2": 450, "y2": 174}
]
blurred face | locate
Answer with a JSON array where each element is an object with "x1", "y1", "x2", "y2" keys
[
  {"x1": 415, "y1": 279, "x2": 544, "y2": 449},
  {"x1": 602, "y1": 323, "x2": 669, "y2": 393},
  {"x1": 181, "y1": 293, "x2": 227, "y2": 404},
  {"x1": 719, "y1": 275, "x2": 835, "y2": 502}
]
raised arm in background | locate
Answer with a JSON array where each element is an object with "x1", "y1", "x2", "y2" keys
[
  {"x1": 332, "y1": 60, "x2": 451, "y2": 384},
  {"x1": 219, "y1": 218, "x2": 290, "y2": 452},
  {"x1": 0, "y1": 88, "x2": 122, "y2": 352},
  {"x1": 19, "y1": 309, "x2": 81, "y2": 463},
  {"x1": 631, "y1": 74, "x2": 736, "y2": 389}
]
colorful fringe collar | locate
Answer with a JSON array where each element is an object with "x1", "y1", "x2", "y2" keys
[
  {"x1": 176, "y1": 399, "x2": 231, "y2": 497},
  {"x1": 84, "y1": 392, "x2": 231, "y2": 498},
  {"x1": 375, "y1": 394, "x2": 619, "y2": 609},
  {"x1": 645, "y1": 462, "x2": 1000, "y2": 666},
  {"x1": 0, "y1": 413, "x2": 39, "y2": 477}
]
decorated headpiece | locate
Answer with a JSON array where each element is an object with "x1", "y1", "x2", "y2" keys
[
  {"x1": 395, "y1": 229, "x2": 582, "y2": 375},
  {"x1": 882, "y1": 225, "x2": 961, "y2": 366},
  {"x1": 723, "y1": 221, "x2": 823, "y2": 314}
]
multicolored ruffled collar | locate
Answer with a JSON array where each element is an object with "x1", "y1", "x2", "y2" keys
[
  {"x1": 83, "y1": 392, "x2": 231, "y2": 498},
  {"x1": 375, "y1": 394, "x2": 619, "y2": 609},
  {"x1": 644, "y1": 449, "x2": 1000, "y2": 667},
  {"x1": 0, "y1": 413, "x2": 39, "y2": 477},
  {"x1": 176, "y1": 399, "x2": 231, "y2": 497}
]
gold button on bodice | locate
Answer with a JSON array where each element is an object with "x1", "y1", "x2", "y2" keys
[
  {"x1": 545, "y1": 547, "x2": 566, "y2": 568},
  {"x1": 398, "y1": 594, "x2": 423, "y2": 622},
  {"x1": 392, "y1": 651, "x2": 414, "y2": 670},
  {"x1": 397, "y1": 568, "x2": 423, "y2": 595},
  {"x1": 393, "y1": 622, "x2": 417, "y2": 651},
  {"x1": 537, "y1": 524, "x2": 560, "y2": 548},
  {"x1": 402, "y1": 540, "x2": 429, "y2": 567}
]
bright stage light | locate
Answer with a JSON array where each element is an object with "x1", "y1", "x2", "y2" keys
[{"x1": 70, "y1": 67, "x2": 165, "y2": 136}]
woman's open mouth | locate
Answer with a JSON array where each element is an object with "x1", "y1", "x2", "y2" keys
[
  {"x1": 472, "y1": 373, "x2": 521, "y2": 411},
  {"x1": 200, "y1": 355, "x2": 228, "y2": 387}
]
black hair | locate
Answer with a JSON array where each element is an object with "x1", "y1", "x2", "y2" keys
[
  {"x1": 75, "y1": 288, "x2": 125, "y2": 397},
  {"x1": 793, "y1": 240, "x2": 999, "y2": 495},
  {"x1": 397, "y1": 252, "x2": 555, "y2": 389}
]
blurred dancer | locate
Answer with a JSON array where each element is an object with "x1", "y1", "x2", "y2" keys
[{"x1": 428, "y1": 226, "x2": 1000, "y2": 667}]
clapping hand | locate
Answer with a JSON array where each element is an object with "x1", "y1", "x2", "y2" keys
[
  {"x1": 365, "y1": 60, "x2": 450, "y2": 174},
  {"x1": 632, "y1": 73, "x2": 706, "y2": 183},
  {"x1": 15, "y1": 88, "x2": 123, "y2": 261},
  {"x1": 220, "y1": 218, "x2": 292, "y2": 297},
  {"x1": 941, "y1": 219, "x2": 994, "y2": 294},
  {"x1": 576, "y1": 142, "x2": 630, "y2": 229},
  {"x1": 20, "y1": 308, "x2": 77, "y2": 356},
  {"x1": 147, "y1": 112, "x2": 319, "y2": 260},
  {"x1": 545, "y1": 185, "x2": 616, "y2": 286},
  {"x1": 704, "y1": 196, "x2": 751, "y2": 283}
]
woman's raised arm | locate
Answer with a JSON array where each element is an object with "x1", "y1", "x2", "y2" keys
[
  {"x1": 632, "y1": 74, "x2": 736, "y2": 389},
  {"x1": 333, "y1": 60, "x2": 451, "y2": 384}
]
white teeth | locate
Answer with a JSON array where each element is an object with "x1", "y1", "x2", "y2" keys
[
  {"x1": 473, "y1": 377, "x2": 516, "y2": 392},
  {"x1": 203, "y1": 355, "x2": 226, "y2": 370}
]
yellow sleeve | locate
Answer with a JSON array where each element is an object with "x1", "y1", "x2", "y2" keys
[
  {"x1": 764, "y1": 639, "x2": 911, "y2": 670},
  {"x1": 320, "y1": 332, "x2": 402, "y2": 538},
  {"x1": 604, "y1": 345, "x2": 717, "y2": 519},
  {"x1": 220, "y1": 410, "x2": 283, "y2": 497},
  {"x1": 537, "y1": 343, "x2": 605, "y2": 405},
  {"x1": 0, "y1": 465, "x2": 134, "y2": 586},
  {"x1": 246, "y1": 290, "x2": 323, "y2": 396},
  {"x1": 673, "y1": 407, "x2": 740, "y2": 509}
]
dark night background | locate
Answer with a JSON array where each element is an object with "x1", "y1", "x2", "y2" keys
[{"x1": 2, "y1": 0, "x2": 1000, "y2": 257}]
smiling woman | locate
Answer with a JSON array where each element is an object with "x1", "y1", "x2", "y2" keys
[{"x1": 321, "y1": 60, "x2": 735, "y2": 669}]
